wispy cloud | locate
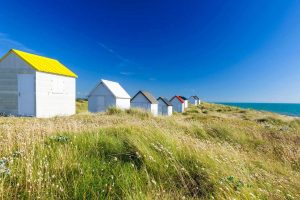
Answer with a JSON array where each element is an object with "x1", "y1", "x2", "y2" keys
[
  {"x1": 0, "y1": 33, "x2": 37, "y2": 55},
  {"x1": 149, "y1": 77, "x2": 156, "y2": 81},
  {"x1": 97, "y1": 42, "x2": 130, "y2": 63},
  {"x1": 120, "y1": 71, "x2": 135, "y2": 76},
  {"x1": 97, "y1": 41, "x2": 149, "y2": 77}
]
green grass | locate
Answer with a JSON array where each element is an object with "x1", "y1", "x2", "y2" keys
[
  {"x1": 76, "y1": 99, "x2": 88, "y2": 114},
  {"x1": 0, "y1": 101, "x2": 299, "y2": 199}
]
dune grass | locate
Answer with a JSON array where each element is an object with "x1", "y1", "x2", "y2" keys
[{"x1": 0, "y1": 101, "x2": 299, "y2": 199}]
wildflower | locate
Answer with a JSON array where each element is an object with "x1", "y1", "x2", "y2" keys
[
  {"x1": 135, "y1": 152, "x2": 141, "y2": 158},
  {"x1": 148, "y1": 155, "x2": 156, "y2": 162},
  {"x1": 249, "y1": 193, "x2": 256, "y2": 198},
  {"x1": 0, "y1": 157, "x2": 7, "y2": 165},
  {"x1": 0, "y1": 158, "x2": 10, "y2": 176},
  {"x1": 50, "y1": 135, "x2": 70, "y2": 143},
  {"x1": 12, "y1": 150, "x2": 22, "y2": 158},
  {"x1": 151, "y1": 179, "x2": 157, "y2": 185},
  {"x1": 0, "y1": 168, "x2": 10, "y2": 176}
]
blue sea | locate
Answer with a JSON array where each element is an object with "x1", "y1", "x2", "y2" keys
[{"x1": 216, "y1": 103, "x2": 300, "y2": 117}]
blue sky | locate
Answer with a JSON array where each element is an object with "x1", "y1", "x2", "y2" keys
[{"x1": 1, "y1": 0, "x2": 300, "y2": 102}]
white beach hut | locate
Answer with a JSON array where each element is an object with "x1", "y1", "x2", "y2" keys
[
  {"x1": 196, "y1": 96, "x2": 201, "y2": 104},
  {"x1": 88, "y1": 79, "x2": 131, "y2": 112},
  {"x1": 131, "y1": 91, "x2": 158, "y2": 116},
  {"x1": 157, "y1": 97, "x2": 173, "y2": 116},
  {"x1": 189, "y1": 96, "x2": 198, "y2": 105},
  {"x1": 170, "y1": 96, "x2": 185, "y2": 113},
  {"x1": 0, "y1": 49, "x2": 77, "y2": 118},
  {"x1": 180, "y1": 96, "x2": 189, "y2": 108}
]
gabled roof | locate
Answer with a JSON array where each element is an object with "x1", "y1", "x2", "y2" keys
[
  {"x1": 131, "y1": 91, "x2": 158, "y2": 104},
  {"x1": 190, "y1": 96, "x2": 199, "y2": 100},
  {"x1": 170, "y1": 96, "x2": 185, "y2": 103},
  {"x1": 157, "y1": 97, "x2": 172, "y2": 106},
  {"x1": 0, "y1": 49, "x2": 77, "y2": 78},
  {"x1": 89, "y1": 79, "x2": 131, "y2": 98},
  {"x1": 180, "y1": 96, "x2": 188, "y2": 100}
]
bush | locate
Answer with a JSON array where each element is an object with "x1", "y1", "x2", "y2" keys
[
  {"x1": 106, "y1": 107, "x2": 124, "y2": 115},
  {"x1": 125, "y1": 108, "x2": 151, "y2": 119},
  {"x1": 256, "y1": 117, "x2": 285, "y2": 126}
]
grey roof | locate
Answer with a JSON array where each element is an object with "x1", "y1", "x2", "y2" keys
[
  {"x1": 180, "y1": 96, "x2": 188, "y2": 100},
  {"x1": 190, "y1": 96, "x2": 199, "y2": 100},
  {"x1": 131, "y1": 91, "x2": 158, "y2": 104},
  {"x1": 157, "y1": 97, "x2": 172, "y2": 106}
]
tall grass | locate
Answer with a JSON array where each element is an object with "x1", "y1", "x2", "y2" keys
[{"x1": 0, "y1": 101, "x2": 299, "y2": 199}]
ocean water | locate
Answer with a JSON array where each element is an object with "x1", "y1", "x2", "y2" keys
[{"x1": 216, "y1": 103, "x2": 300, "y2": 117}]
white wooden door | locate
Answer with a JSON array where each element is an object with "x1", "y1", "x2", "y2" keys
[{"x1": 18, "y1": 74, "x2": 35, "y2": 116}]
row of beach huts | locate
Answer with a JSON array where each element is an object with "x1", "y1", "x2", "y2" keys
[
  {"x1": 88, "y1": 79, "x2": 201, "y2": 116},
  {"x1": 0, "y1": 49, "x2": 200, "y2": 118}
]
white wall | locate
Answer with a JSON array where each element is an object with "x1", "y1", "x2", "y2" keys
[
  {"x1": 184, "y1": 100, "x2": 188, "y2": 108},
  {"x1": 167, "y1": 106, "x2": 173, "y2": 116},
  {"x1": 116, "y1": 98, "x2": 130, "y2": 109},
  {"x1": 0, "y1": 53, "x2": 34, "y2": 115},
  {"x1": 170, "y1": 98, "x2": 184, "y2": 113},
  {"x1": 88, "y1": 83, "x2": 116, "y2": 112},
  {"x1": 151, "y1": 104, "x2": 158, "y2": 116},
  {"x1": 35, "y1": 72, "x2": 76, "y2": 117}
]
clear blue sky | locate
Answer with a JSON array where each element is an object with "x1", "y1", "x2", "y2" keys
[{"x1": 1, "y1": 0, "x2": 300, "y2": 102}]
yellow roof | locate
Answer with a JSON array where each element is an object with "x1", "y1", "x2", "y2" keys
[{"x1": 1, "y1": 49, "x2": 77, "y2": 78}]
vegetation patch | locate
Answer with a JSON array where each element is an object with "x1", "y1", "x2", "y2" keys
[{"x1": 0, "y1": 100, "x2": 299, "y2": 199}]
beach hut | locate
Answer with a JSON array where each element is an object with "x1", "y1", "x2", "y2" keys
[
  {"x1": 189, "y1": 96, "x2": 198, "y2": 105},
  {"x1": 192, "y1": 95, "x2": 201, "y2": 104},
  {"x1": 0, "y1": 49, "x2": 77, "y2": 117},
  {"x1": 157, "y1": 97, "x2": 173, "y2": 116},
  {"x1": 131, "y1": 91, "x2": 158, "y2": 116},
  {"x1": 196, "y1": 96, "x2": 201, "y2": 104},
  {"x1": 170, "y1": 96, "x2": 185, "y2": 113},
  {"x1": 88, "y1": 79, "x2": 131, "y2": 112},
  {"x1": 180, "y1": 96, "x2": 189, "y2": 108}
]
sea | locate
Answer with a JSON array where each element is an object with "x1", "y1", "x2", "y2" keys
[{"x1": 215, "y1": 103, "x2": 300, "y2": 117}]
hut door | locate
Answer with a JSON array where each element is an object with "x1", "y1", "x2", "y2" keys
[{"x1": 18, "y1": 74, "x2": 35, "y2": 116}]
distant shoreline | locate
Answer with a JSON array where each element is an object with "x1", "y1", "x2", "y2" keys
[{"x1": 214, "y1": 102, "x2": 300, "y2": 117}]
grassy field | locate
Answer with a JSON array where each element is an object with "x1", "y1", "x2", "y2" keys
[{"x1": 0, "y1": 101, "x2": 300, "y2": 199}]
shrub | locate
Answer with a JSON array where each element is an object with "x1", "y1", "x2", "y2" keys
[
  {"x1": 256, "y1": 117, "x2": 285, "y2": 125},
  {"x1": 106, "y1": 107, "x2": 124, "y2": 115},
  {"x1": 125, "y1": 108, "x2": 151, "y2": 119}
]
